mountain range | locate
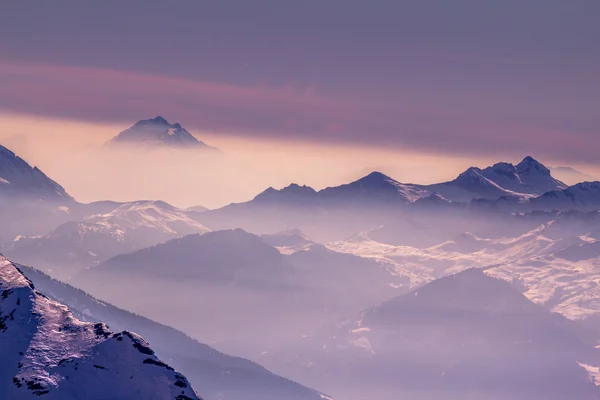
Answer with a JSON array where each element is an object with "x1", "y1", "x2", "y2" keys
[
  {"x1": 299, "y1": 268, "x2": 600, "y2": 400},
  {"x1": 5, "y1": 138, "x2": 600, "y2": 399},
  {"x1": 0, "y1": 142, "x2": 593, "y2": 215},
  {"x1": 5, "y1": 200, "x2": 210, "y2": 279},
  {"x1": 13, "y1": 260, "x2": 328, "y2": 400},
  {"x1": 550, "y1": 166, "x2": 597, "y2": 185},
  {"x1": 71, "y1": 229, "x2": 403, "y2": 359},
  {"x1": 194, "y1": 156, "x2": 584, "y2": 240},
  {"x1": 251, "y1": 156, "x2": 567, "y2": 205}
]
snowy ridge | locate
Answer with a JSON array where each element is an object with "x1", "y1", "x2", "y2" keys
[
  {"x1": 219, "y1": 157, "x2": 565, "y2": 214},
  {"x1": 84, "y1": 200, "x2": 210, "y2": 237},
  {"x1": 422, "y1": 165, "x2": 536, "y2": 202},
  {"x1": 251, "y1": 172, "x2": 429, "y2": 206},
  {"x1": 0, "y1": 255, "x2": 201, "y2": 400},
  {"x1": 530, "y1": 181, "x2": 600, "y2": 211},
  {"x1": 0, "y1": 144, "x2": 72, "y2": 201},
  {"x1": 6, "y1": 200, "x2": 211, "y2": 279},
  {"x1": 319, "y1": 171, "x2": 430, "y2": 203}
]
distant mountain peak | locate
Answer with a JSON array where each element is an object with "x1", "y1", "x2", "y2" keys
[
  {"x1": 318, "y1": 171, "x2": 428, "y2": 203},
  {"x1": 253, "y1": 183, "x2": 318, "y2": 203},
  {"x1": 108, "y1": 117, "x2": 217, "y2": 150},
  {"x1": 151, "y1": 115, "x2": 168, "y2": 123},
  {"x1": 353, "y1": 171, "x2": 398, "y2": 187},
  {"x1": 457, "y1": 167, "x2": 484, "y2": 179},
  {"x1": 363, "y1": 171, "x2": 392, "y2": 179},
  {"x1": 517, "y1": 156, "x2": 551, "y2": 175},
  {"x1": 488, "y1": 162, "x2": 519, "y2": 176},
  {"x1": 550, "y1": 166, "x2": 596, "y2": 186},
  {"x1": 454, "y1": 167, "x2": 498, "y2": 188}
]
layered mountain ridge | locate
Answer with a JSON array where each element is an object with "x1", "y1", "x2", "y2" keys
[{"x1": 239, "y1": 156, "x2": 569, "y2": 207}]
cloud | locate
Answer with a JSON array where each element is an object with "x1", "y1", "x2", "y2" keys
[{"x1": 0, "y1": 61, "x2": 598, "y2": 164}]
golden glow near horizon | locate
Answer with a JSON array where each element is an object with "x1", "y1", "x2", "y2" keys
[{"x1": 0, "y1": 112, "x2": 596, "y2": 208}]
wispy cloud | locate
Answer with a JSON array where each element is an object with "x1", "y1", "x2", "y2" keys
[{"x1": 0, "y1": 61, "x2": 598, "y2": 164}]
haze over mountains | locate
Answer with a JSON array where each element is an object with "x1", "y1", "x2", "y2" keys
[
  {"x1": 0, "y1": 144, "x2": 72, "y2": 202},
  {"x1": 4, "y1": 140, "x2": 600, "y2": 399},
  {"x1": 3, "y1": 1, "x2": 599, "y2": 398},
  {"x1": 304, "y1": 269, "x2": 600, "y2": 400},
  {"x1": 7, "y1": 200, "x2": 210, "y2": 279},
  {"x1": 12, "y1": 260, "x2": 327, "y2": 400},
  {"x1": 551, "y1": 166, "x2": 597, "y2": 186},
  {"x1": 195, "y1": 155, "x2": 588, "y2": 240}
]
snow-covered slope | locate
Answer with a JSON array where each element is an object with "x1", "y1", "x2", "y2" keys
[
  {"x1": 107, "y1": 116, "x2": 217, "y2": 150},
  {"x1": 0, "y1": 144, "x2": 72, "y2": 201},
  {"x1": 198, "y1": 172, "x2": 433, "y2": 241},
  {"x1": 6, "y1": 200, "x2": 210, "y2": 279},
  {"x1": 414, "y1": 157, "x2": 565, "y2": 202},
  {"x1": 0, "y1": 255, "x2": 201, "y2": 400},
  {"x1": 327, "y1": 209, "x2": 600, "y2": 322},
  {"x1": 476, "y1": 157, "x2": 566, "y2": 195},
  {"x1": 422, "y1": 167, "x2": 531, "y2": 202},
  {"x1": 7, "y1": 221, "x2": 132, "y2": 279},
  {"x1": 318, "y1": 171, "x2": 429, "y2": 204},
  {"x1": 529, "y1": 181, "x2": 600, "y2": 211},
  {"x1": 16, "y1": 263, "x2": 329, "y2": 400},
  {"x1": 252, "y1": 172, "x2": 428, "y2": 206},
  {"x1": 514, "y1": 156, "x2": 567, "y2": 193},
  {"x1": 84, "y1": 200, "x2": 210, "y2": 239}
]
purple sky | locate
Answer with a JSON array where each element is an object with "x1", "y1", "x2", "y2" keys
[{"x1": 1, "y1": 0, "x2": 599, "y2": 162}]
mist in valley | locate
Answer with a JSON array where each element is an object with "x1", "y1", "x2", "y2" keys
[{"x1": 2, "y1": 1, "x2": 600, "y2": 399}]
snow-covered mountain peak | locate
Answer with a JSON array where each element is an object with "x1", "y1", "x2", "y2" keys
[
  {"x1": 454, "y1": 167, "x2": 500, "y2": 188},
  {"x1": 484, "y1": 162, "x2": 520, "y2": 180},
  {"x1": 569, "y1": 181, "x2": 600, "y2": 192},
  {"x1": 319, "y1": 171, "x2": 429, "y2": 203},
  {"x1": 455, "y1": 157, "x2": 566, "y2": 197},
  {"x1": 457, "y1": 167, "x2": 483, "y2": 178},
  {"x1": 84, "y1": 200, "x2": 209, "y2": 236},
  {"x1": 108, "y1": 117, "x2": 216, "y2": 150},
  {"x1": 490, "y1": 162, "x2": 517, "y2": 172},
  {"x1": 517, "y1": 156, "x2": 551, "y2": 175},
  {"x1": 515, "y1": 156, "x2": 567, "y2": 193},
  {"x1": 355, "y1": 171, "x2": 395, "y2": 185},
  {"x1": 0, "y1": 256, "x2": 201, "y2": 399}
]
